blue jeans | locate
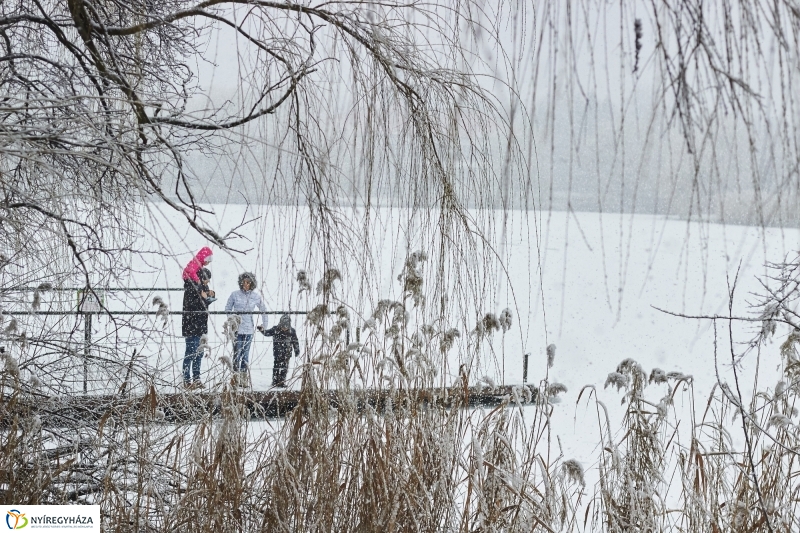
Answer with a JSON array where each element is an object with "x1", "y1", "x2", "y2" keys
[
  {"x1": 183, "y1": 336, "x2": 202, "y2": 382},
  {"x1": 233, "y1": 334, "x2": 253, "y2": 372}
]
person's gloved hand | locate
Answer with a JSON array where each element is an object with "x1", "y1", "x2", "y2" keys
[{"x1": 257, "y1": 325, "x2": 266, "y2": 335}]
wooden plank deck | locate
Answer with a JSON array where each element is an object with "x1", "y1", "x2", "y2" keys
[{"x1": 4, "y1": 384, "x2": 539, "y2": 427}]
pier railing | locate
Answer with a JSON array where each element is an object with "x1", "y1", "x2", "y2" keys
[
  {"x1": 1, "y1": 286, "x2": 530, "y2": 399},
  {"x1": 1, "y1": 286, "x2": 349, "y2": 394}
]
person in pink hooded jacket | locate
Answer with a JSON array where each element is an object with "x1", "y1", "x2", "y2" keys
[{"x1": 182, "y1": 247, "x2": 213, "y2": 283}]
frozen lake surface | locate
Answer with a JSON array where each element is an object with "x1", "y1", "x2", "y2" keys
[
  {"x1": 61, "y1": 204, "x2": 795, "y2": 469},
  {"x1": 14, "y1": 202, "x2": 797, "y2": 521}
]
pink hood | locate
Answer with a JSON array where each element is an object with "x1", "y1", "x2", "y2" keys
[{"x1": 182, "y1": 247, "x2": 213, "y2": 282}]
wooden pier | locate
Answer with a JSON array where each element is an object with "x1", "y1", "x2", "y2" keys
[{"x1": 4, "y1": 384, "x2": 539, "y2": 427}]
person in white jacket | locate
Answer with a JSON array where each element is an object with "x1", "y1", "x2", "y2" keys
[{"x1": 225, "y1": 272, "x2": 269, "y2": 384}]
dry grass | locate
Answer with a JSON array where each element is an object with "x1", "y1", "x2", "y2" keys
[{"x1": 3, "y1": 256, "x2": 800, "y2": 533}]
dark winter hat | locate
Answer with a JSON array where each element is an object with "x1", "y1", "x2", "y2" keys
[
  {"x1": 237, "y1": 272, "x2": 257, "y2": 291},
  {"x1": 279, "y1": 314, "x2": 291, "y2": 328},
  {"x1": 198, "y1": 268, "x2": 211, "y2": 282}
]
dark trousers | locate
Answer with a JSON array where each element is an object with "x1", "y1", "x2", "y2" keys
[
  {"x1": 183, "y1": 336, "x2": 202, "y2": 383},
  {"x1": 272, "y1": 354, "x2": 289, "y2": 387}
]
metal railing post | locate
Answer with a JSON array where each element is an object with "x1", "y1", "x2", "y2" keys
[
  {"x1": 83, "y1": 312, "x2": 91, "y2": 394},
  {"x1": 523, "y1": 353, "x2": 529, "y2": 384}
]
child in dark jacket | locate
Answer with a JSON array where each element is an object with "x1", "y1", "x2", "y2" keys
[{"x1": 262, "y1": 314, "x2": 300, "y2": 387}]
